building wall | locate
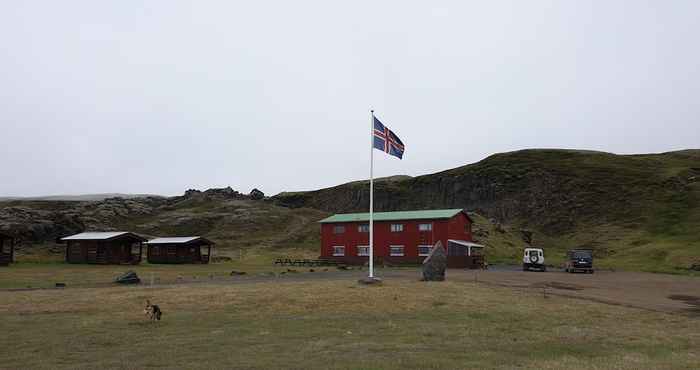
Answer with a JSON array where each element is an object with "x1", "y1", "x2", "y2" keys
[
  {"x1": 320, "y1": 212, "x2": 473, "y2": 264},
  {"x1": 66, "y1": 239, "x2": 141, "y2": 264},
  {"x1": 147, "y1": 243, "x2": 209, "y2": 264}
]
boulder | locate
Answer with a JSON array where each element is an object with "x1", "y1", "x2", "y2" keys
[
  {"x1": 250, "y1": 188, "x2": 265, "y2": 200},
  {"x1": 422, "y1": 241, "x2": 447, "y2": 281},
  {"x1": 115, "y1": 271, "x2": 140, "y2": 285},
  {"x1": 358, "y1": 276, "x2": 383, "y2": 285}
]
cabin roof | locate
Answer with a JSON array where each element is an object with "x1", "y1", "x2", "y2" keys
[
  {"x1": 319, "y1": 209, "x2": 469, "y2": 223},
  {"x1": 448, "y1": 239, "x2": 485, "y2": 248},
  {"x1": 61, "y1": 232, "x2": 147, "y2": 242},
  {"x1": 145, "y1": 236, "x2": 214, "y2": 245}
]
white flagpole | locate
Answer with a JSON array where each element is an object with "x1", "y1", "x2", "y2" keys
[{"x1": 369, "y1": 109, "x2": 375, "y2": 279}]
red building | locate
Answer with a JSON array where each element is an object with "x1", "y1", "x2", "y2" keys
[{"x1": 319, "y1": 209, "x2": 482, "y2": 266}]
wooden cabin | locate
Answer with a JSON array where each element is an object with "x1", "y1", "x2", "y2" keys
[
  {"x1": 0, "y1": 232, "x2": 15, "y2": 266},
  {"x1": 145, "y1": 237, "x2": 214, "y2": 264},
  {"x1": 61, "y1": 232, "x2": 146, "y2": 265},
  {"x1": 446, "y1": 239, "x2": 486, "y2": 269}
]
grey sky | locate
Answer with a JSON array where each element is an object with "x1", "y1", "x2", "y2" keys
[{"x1": 1, "y1": 1, "x2": 698, "y2": 197}]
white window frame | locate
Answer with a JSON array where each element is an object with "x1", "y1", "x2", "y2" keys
[
  {"x1": 418, "y1": 245, "x2": 433, "y2": 257},
  {"x1": 390, "y1": 223, "x2": 404, "y2": 232},
  {"x1": 358, "y1": 224, "x2": 369, "y2": 233},
  {"x1": 389, "y1": 245, "x2": 405, "y2": 257},
  {"x1": 333, "y1": 225, "x2": 346, "y2": 234},
  {"x1": 332, "y1": 246, "x2": 345, "y2": 256},
  {"x1": 357, "y1": 245, "x2": 369, "y2": 256},
  {"x1": 418, "y1": 223, "x2": 433, "y2": 232}
]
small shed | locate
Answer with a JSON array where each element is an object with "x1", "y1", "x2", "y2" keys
[
  {"x1": 447, "y1": 239, "x2": 486, "y2": 269},
  {"x1": 145, "y1": 237, "x2": 214, "y2": 264},
  {"x1": 61, "y1": 232, "x2": 146, "y2": 265},
  {"x1": 0, "y1": 232, "x2": 15, "y2": 266}
]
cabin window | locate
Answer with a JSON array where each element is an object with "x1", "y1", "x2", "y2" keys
[
  {"x1": 418, "y1": 245, "x2": 433, "y2": 256},
  {"x1": 151, "y1": 246, "x2": 161, "y2": 255},
  {"x1": 333, "y1": 225, "x2": 346, "y2": 234},
  {"x1": 332, "y1": 246, "x2": 345, "y2": 256},
  {"x1": 358, "y1": 224, "x2": 370, "y2": 233},
  {"x1": 390, "y1": 224, "x2": 404, "y2": 232},
  {"x1": 357, "y1": 246, "x2": 369, "y2": 256},
  {"x1": 390, "y1": 245, "x2": 405, "y2": 256},
  {"x1": 419, "y1": 223, "x2": 433, "y2": 231}
]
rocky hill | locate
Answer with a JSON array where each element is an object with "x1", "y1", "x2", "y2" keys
[
  {"x1": 0, "y1": 187, "x2": 328, "y2": 260},
  {"x1": 0, "y1": 193, "x2": 162, "y2": 202},
  {"x1": 2, "y1": 149, "x2": 699, "y2": 272},
  {"x1": 273, "y1": 149, "x2": 700, "y2": 271}
]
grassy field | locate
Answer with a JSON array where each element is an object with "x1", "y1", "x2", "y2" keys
[
  {"x1": 1, "y1": 277, "x2": 698, "y2": 369},
  {"x1": 0, "y1": 247, "x2": 323, "y2": 289}
]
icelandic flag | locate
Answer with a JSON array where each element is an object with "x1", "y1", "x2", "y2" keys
[{"x1": 373, "y1": 116, "x2": 405, "y2": 159}]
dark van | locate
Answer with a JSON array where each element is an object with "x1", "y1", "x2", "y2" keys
[{"x1": 565, "y1": 249, "x2": 594, "y2": 273}]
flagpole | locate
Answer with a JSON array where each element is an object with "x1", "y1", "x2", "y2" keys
[{"x1": 369, "y1": 109, "x2": 375, "y2": 279}]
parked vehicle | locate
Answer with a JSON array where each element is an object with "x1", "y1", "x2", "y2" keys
[
  {"x1": 522, "y1": 248, "x2": 546, "y2": 272},
  {"x1": 565, "y1": 249, "x2": 594, "y2": 273}
]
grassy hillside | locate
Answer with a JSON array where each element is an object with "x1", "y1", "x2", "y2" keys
[
  {"x1": 274, "y1": 149, "x2": 700, "y2": 272},
  {"x1": 1, "y1": 191, "x2": 328, "y2": 262},
  {"x1": 2, "y1": 149, "x2": 699, "y2": 273}
]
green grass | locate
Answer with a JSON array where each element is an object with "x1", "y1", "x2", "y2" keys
[
  {"x1": 1, "y1": 279, "x2": 698, "y2": 369},
  {"x1": 0, "y1": 248, "x2": 321, "y2": 289}
]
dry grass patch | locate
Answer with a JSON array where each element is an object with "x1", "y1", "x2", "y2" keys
[{"x1": 0, "y1": 279, "x2": 698, "y2": 369}]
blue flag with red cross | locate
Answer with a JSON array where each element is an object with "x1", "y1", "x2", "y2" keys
[{"x1": 373, "y1": 115, "x2": 405, "y2": 159}]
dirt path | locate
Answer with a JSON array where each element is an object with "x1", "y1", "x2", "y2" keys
[
  {"x1": 3, "y1": 266, "x2": 698, "y2": 316},
  {"x1": 173, "y1": 267, "x2": 700, "y2": 315},
  {"x1": 444, "y1": 268, "x2": 700, "y2": 316}
]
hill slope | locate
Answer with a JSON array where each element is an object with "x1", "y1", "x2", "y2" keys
[
  {"x1": 2, "y1": 149, "x2": 698, "y2": 272},
  {"x1": 0, "y1": 188, "x2": 328, "y2": 261},
  {"x1": 274, "y1": 149, "x2": 700, "y2": 271},
  {"x1": 0, "y1": 193, "x2": 162, "y2": 202}
]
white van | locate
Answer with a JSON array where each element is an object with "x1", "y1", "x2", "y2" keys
[{"x1": 523, "y1": 248, "x2": 546, "y2": 272}]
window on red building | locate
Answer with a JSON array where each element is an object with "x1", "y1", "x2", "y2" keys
[
  {"x1": 358, "y1": 224, "x2": 369, "y2": 233},
  {"x1": 418, "y1": 223, "x2": 432, "y2": 231},
  {"x1": 390, "y1": 224, "x2": 404, "y2": 232},
  {"x1": 418, "y1": 245, "x2": 432, "y2": 256},
  {"x1": 390, "y1": 245, "x2": 404, "y2": 256},
  {"x1": 357, "y1": 246, "x2": 369, "y2": 256},
  {"x1": 332, "y1": 246, "x2": 345, "y2": 256},
  {"x1": 333, "y1": 226, "x2": 345, "y2": 234}
]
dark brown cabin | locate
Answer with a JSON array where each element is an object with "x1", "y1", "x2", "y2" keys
[
  {"x1": 446, "y1": 239, "x2": 486, "y2": 269},
  {"x1": 61, "y1": 232, "x2": 146, "y2": 265},
  {"x1": 0, "y1": 232, "x2": 15, "y2": 266},
  {"x1": 145, "y1": 237, "x2": 214, "y2": 264}
]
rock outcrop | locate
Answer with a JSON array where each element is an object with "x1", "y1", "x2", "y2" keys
[
  {"x1": 250, "y1": 188, "x2": 265, "y2": 200},
  {"x1": 115, "y1": 271, "x2": 140, "y2": 284},
  {"x1": 422, "y1": 241, "x2": 447, "y2": 281}
]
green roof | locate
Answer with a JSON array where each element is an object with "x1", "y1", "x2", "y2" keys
[{"x1": 319, "y1": 209, "x2": 466, "y2": 223}]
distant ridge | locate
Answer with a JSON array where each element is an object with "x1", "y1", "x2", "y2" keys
[{"x1": 0, "y1": 193, "x2": 163, "y2": 202}]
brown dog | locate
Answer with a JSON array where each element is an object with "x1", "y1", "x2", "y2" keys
[{"x1": 144, "y1": 300, "x2": 163, "y2": 321}]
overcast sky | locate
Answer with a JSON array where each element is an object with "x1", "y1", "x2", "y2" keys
[{"x1": 1, "y1": 1, "x2": 698, "y2": 197}]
